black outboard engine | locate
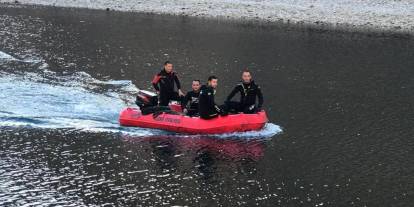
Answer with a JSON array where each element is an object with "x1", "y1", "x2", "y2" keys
[
  {"x1": 136, "y1": 90, "x2": 158, "y2": 109},
  {"x1": 136, "y1": 90, "x2": 174, "y2": 115}
]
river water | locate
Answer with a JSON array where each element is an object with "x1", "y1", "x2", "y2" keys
[{"x1": 0, "y1": 5, "x2": 413, "y2": 207}]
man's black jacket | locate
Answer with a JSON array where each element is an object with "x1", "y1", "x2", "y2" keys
[
  {"x1": 151, "y1": 69, "x2": 181, "y2": 95},
  {"x1": 198, "y1": 85, "x2": 220, "y2": 119},
  {"x1": 226, "y1": 81, "x2": 263, "y2": 109}
]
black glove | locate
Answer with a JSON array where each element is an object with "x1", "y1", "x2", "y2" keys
[
  {"x1": 216, "y1": 105, "x2": 228, "y2": 116},
  {"x1": 248, "y1": 104, "x2": 255, "y2": 111}
]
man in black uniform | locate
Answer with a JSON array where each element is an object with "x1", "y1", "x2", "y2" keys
[
  {"x1": 182, "y1": 80, "x2": 201, "y2": 116},
  {"x1": 225, "y1": 69, "x2": 263, "y2": 114},
  {"x1": 152, "y1": 61, "x2": 185, "y2": 106},
  {"x1": 198, "y1": 76, "x2": 223, "y2": 119}
]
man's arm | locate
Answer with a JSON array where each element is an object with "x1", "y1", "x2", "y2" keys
[
  {"x1": 204, "y1": 89, "x2": 217, "y2": 111},
  {"x1": 207, "y1": 91, "x2": 215, "y2": 107},
  {"x1": 257, "y1": 86, "x2": 264, "y2": 109},
  {"x1": 226, "y1": 86, "x2": 239, "y2": 101},
  {"x1": 174, "y1": 74, "x2": 185, "y2": 96},
  {"x1": 152, "y1": 74, "x2": 161, "y2": 92},
  {"x1": 209, "y1": 90, "x2": 221, "y2": 113},
  {"x1": 174, "y1": 73, "x2": 181, "y2": 90},
  {"x1": 182, "y1": 92, "x2": 190, "y2": 109}
]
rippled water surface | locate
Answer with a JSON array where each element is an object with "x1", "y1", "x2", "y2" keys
[{"x1": 0, "y1": 5, "x2": 413, "y2": 207}]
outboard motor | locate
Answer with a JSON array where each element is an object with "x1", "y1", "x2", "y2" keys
[
  {"x1": 136, "y1": 90, "x2": 158, "y2": 108},
  {"x1": 136, "y1": 90, "x2": 172, "y2": 115}
]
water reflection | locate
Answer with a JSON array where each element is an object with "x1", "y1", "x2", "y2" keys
[{"x1": 123, "y1": 135, "x2": 267, "y2": 180}]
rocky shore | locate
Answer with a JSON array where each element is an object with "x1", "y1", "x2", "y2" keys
[{"x1": 1, "y1": 0, "x2": 413, "y2": 34}]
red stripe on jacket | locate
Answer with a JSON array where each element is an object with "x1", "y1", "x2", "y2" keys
[{"x1": 152, "y1": 74, "x2": 161, "y2": 84}]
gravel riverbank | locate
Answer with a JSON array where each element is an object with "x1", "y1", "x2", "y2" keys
[{"x1": 1, "y1": 0, "x2": 413, "y2": 34}]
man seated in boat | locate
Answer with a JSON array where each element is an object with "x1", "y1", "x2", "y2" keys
[
  {"x1": 225, "y1": 69, "x2": 263, "y2": 114},
  {"x1": 151, "y1": 61, "x2": 185, "y2": 106},
  {"x1": 182, "y1": 79, "x2": 201, "y2": 116},
  {"x1": 198, "y1": 76, "x2": 225, "y2": 119}
]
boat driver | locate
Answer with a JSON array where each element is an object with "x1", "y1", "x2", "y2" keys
[{"x1": 151, "y1": 61, "x2": 185, "y2": 106}]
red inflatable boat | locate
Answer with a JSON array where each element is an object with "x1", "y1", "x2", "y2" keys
[{"x1": 119, "y1": 107, "x2": 268, "y2": 134}]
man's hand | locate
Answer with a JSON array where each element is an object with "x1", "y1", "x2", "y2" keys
[
  {"x1": 155, "y1": 90, "x2": 160, "y2": 95},
  {"x1": 178, "y1": 89, "x2": 185, "y2": 97}
]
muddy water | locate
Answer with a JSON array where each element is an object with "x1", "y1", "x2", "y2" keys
[{"x1": 0, "y1": 5, "x2": 413, "y2": 207}]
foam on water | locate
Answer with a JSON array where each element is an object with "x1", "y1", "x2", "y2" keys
[
  {"x1": 0, "y1": 51, "x2": 17, "y2": 61},
  {"x1": 0, "y1": 72, "x2": 148, "y2": 133},
  {"x1": 0, "y1": 50, "x2": 43, "y2": 64},
  {"x1": 0, "y1": 50, "x2": 282, "y2": 138}
]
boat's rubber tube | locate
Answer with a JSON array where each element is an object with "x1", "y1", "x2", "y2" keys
[{"x1": 119, "y1": 107, "x2": 268, "y2": 134}]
